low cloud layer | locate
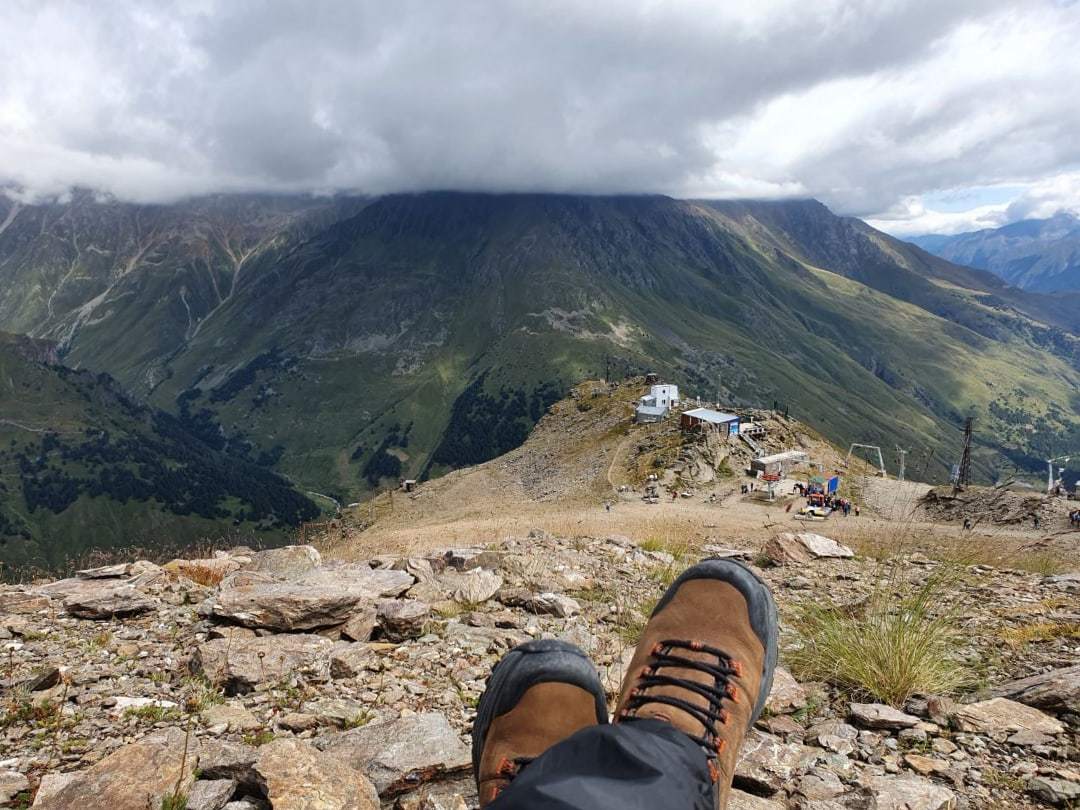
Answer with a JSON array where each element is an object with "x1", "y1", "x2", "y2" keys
[{"x1": 1, "y1": 1, "x2": 1078, "y2": 233}]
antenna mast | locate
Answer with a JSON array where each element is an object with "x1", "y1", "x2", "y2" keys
[{"x1": 953, "y1": 417, "x2": 974, "y2": 493}]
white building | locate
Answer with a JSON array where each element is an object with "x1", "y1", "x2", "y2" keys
[
  {"x1": 635, "y1": 384, "x2": 680, "y2": 423},
  {"x1": 643, "y1": 384, "x2": 679, "y2": 409}
]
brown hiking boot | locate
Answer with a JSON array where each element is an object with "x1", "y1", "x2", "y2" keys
[
  {"x1": 472, "y1": 639, "x2": 608, "y2": 806},
  {"x1": 615, "y1": 558, "x2": 778, "y2": 807}
]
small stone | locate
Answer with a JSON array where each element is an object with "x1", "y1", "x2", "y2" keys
[
  {"x1": 165, "y1": 557, "x2": 241, "y2": 584},
  {"x1": 0, "y1": 770, "x2": 29, "y2": 805},
  {"x1": 186, "y1": 778, "x2": 238, "y2": 810},
  {"x1": 797, "y1": 770, "x2": 846, "y2": 800},
  {"x1": 109, "y1": 696, "x2": 178, "y2": 717},
  {"x1": 899, "y1": 727, "x2": 928, "y2": 745},
  {"x1": 221, "y1": 800, "x2": 270, "y2": 810},
  {"x1": 925, "y1": 696, "x2": 955, "y2": 727},
  {"x1": 849, "y1": 702, "x2": 921, "y2": 730},
  {"x1": 202, "y1": 703, "x2": 261, "y2": 732},
  {"x1": 734, "y1": 730, "x2": 815, "y2": 795},
  {"x1": 0, "y1": 590, "x2": 51, "y2": 614},
  {"x1": 759, "y1": 715, "x2": 804, "y2": 738},
  {"x1": 1007, "y1": 728, "x2": 1053, "y2": 746},
  {"x1": 931, "y1": 738, "x2": 958, "y2": 755},
  {"x1": 862, "y1": 773, "x2": 956, "y2": 809},
  {"x1": 448, "y1": 569, "x2": 503, "y2": 604},
  {"x1": 809, "y1": 721, "x2": 859, "y2": 756},
  {"x1": 728, "y1": 789, "x2": 785, "y2": 809},
  {"x1": 443, "y1": 548, "x2": 504, "y2": 571},
  {"x1": 764, "y1": 532, "x2": 853, "y2": 565},
  {"x1": 765, "y1": 667, "x2": 808, "y2": 715},
  {"x1": 279, "y1": 712, "x2": 319, "y2": 732},
  {"x1": 297, "y1": 564, "x2": 414, "y2": 598},
  {"x1": 304, "y1": 697, "x2": 369, "y2": 728},
  {"x1": 904, "y1": 753, "x2": 950, "y2": 776},
  {"x1": 330, "y1": 641, "x2": 373, "y2": 679},
  {"x1": 340, "y1": 605, "x2": 378, "y2": 642},
  {"x1": 198, "y1": 740, "x2": 259, "y2": 788},
  {"x1": 497, "y1": 590, "x2": 580, "y2": 617},
  {"x1": 377, "y1": 599, "x2": 430, "y2": 640},
  {"x1": 75, "y1": 563, "x2": 133, "y2": 578}
]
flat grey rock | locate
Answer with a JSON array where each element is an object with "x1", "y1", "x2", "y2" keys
[
  {"x1": 242, "y1": 545, "x2": 321, "y2": 580},
  {"x1": 192, "y1": 633, "x2": 334, "y2": 692},
  {"x1": 187, "y1": 778, "x2": 238, "y2": 810},
  {"x1": 316, "y1": 712, "x2": 471, "y2": 797},
  {"x1": 849, "y1": 702, "x2": 921, "y2": 730},
  {"x1": 210, "y1": 583, "x2": 366, "y2": 631},
  {"x1": 254, "y1": 737, "x2": 379, "y2": 810},
  {"x1": 990, "y1": 665, "x2": 1080, "y2": 714},
  {"x1": 952, "y1": 697, "x2": 1064, "y2": 735}
]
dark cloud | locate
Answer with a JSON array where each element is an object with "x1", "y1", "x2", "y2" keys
[{"x1": 1, "y1": 0, "x2": 1076, "y2": 230}]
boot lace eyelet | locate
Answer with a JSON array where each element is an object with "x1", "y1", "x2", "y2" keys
[{"x1": 618, "y1": 639, "x2": 741, "y2": 761}]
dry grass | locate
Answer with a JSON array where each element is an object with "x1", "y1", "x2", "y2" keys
[
  {"x1": 176, "y1": 561, "x2": 228, "y2": 588},
  {"x1": 788, "y1": 566, "x2": 969, "y2": 707},
  {"x1": 1000, "y1": 621, "x2": 1080, "y2": 648},
  {"x1": 832, "y1": 519, "x2": 1072, "y2": 575}
]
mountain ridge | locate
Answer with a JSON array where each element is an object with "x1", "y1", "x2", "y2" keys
[
  {"x1": 2, "y1": 192, "x2": 1078, "y2": 510},
  {"x1": 908, "y1": 211, "x2": 1080, "y2": 294}
]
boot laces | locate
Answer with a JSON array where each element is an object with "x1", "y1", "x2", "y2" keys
[{"x1": 619, "y1": 639, "x2": 741, "y2": 756}]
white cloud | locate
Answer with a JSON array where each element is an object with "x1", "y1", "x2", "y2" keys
[
  {"x1": 865, "y1": 197, "x2": 1011, "y2": 236},
  {"x1": 0, "y1": 0, "x2": 1077, "y2": 227}
]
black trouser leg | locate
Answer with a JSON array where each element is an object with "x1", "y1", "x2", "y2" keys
[{"x1": 489, "y1": 719, "x2": 713, "y2": 810}]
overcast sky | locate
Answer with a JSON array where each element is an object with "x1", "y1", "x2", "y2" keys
[{"x1": 1, "y1": 1, "x2": 1078, "y2": 235}]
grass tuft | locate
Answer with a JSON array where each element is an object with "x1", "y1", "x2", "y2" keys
[
  {"x1": 159, "y1": 792, "x2": 187, "y2": 810},
  {"x1": 787, "y1": 568, "x2": 968, "y2": 707},
  {"x1": 1000, "y1": 621, "x2": 1080, "y2": 648}
]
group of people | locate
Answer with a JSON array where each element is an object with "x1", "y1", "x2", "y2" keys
[{"x1": 808, "y1": 493, "x2": 857, "y2": 516}]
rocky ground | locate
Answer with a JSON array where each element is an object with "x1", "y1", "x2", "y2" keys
[{"x1": 1, "y1": 530, "x2": 1078, "y2": 809}]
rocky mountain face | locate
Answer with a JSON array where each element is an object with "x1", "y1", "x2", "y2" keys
[
  {"x1": 2, "y1": 192, "x2": 1079, "y2": 506},
  {"x1": 2, "y1": 537, "x2": 1078, "y2": 808},
  {"x1": 0, "y1": 332, "x2": 319, "y2": 574},
  {"x1": 909, "y1": 213, "x2": 1080, "y2": 294}
]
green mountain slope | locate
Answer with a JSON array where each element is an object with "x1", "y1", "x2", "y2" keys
[
  {"x1": 909, "y1": 212, "x2": 1080, "y2": 294},
  {"x1": 0, "y1": 332, "x2": 319, "y2": 574},
  {"x1": 3, "y1": 193, "x2": 1078, "y2": 504}
]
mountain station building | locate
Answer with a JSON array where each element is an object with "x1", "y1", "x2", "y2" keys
[
  {"x1": 680, "y1": 407, "x2": 740, "y2": 435},
  {"x1": 635, "y1": 383, "x2": 680, "y2": 423}
]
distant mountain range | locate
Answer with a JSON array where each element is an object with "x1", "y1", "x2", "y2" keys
[
  {"x1": 0, "y1": 331, "x2": 319, "y2": 573},
  {"x1": 908, "y1": 212, "x2": 1080, "y2": 293},
  {"x1": 1, "y1": 191, "x2": 1078, "y2": 562}
]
